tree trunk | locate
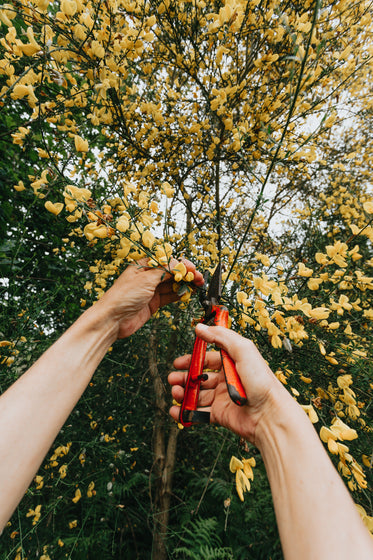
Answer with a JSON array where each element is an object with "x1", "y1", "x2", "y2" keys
[{"x1": 149, "y1": 330, "x2": 179, "y2": 560}]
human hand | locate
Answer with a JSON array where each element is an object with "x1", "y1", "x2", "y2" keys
[
  {"x1": 96, "y1": 258, "x2": 204, "y2": 339},
  {"x1": 168, "y1": 324, "x2": 291, "y2": 445}
]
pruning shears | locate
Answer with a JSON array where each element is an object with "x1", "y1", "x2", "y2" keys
[{"x1": 179, "y1": 262, "x2": 247, "y2": 427}]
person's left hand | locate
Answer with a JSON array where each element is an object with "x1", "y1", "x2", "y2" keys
[{"x1": 97, "y1": 258, "x2": 204, "y2": 339}]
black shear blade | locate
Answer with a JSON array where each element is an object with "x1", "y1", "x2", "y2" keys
[{"x1": 207, "y1": 262, "x2": 222, "y2": 303}]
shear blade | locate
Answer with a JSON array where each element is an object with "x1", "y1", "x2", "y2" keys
[
  {"x1": 207, "y1": 262, "x2": 222, "y2": 303},
  {"x1": 181, "y1": 410, "x2": 210, "y2": 424}
]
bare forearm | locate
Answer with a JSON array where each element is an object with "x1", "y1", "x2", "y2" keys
[
  {"x1": 0, "y1": 304, "x2": 117, "y2": 530},
  {"x1": 256, "y1": 395, "x2": 373, "y2": 560}
]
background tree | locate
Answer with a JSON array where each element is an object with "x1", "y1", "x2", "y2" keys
[{"x1": 1, "y1": 0, "x2": 373, "y2": 558}]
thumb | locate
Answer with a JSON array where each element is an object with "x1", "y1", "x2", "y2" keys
[{"x1": 195, "y1": 324, "x2": 276, "y2": 400}]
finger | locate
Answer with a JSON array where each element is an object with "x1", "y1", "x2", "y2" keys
[
  {"x1": 168, "y1": 370, "x2": 220, "y2": 390},
  {"x1": 181, "y1": 258, "x2": 205, "y2": 286},
  {"x1": 195, "y1": 324, "x2": 253, "y2": 362},
  {"x1": 170, "y1": 385, "x2": 185, "y2": 404},
  {"x1": 173, "y1": 350, "x2": 222, "y2": 371},
  {"x1": 170, "y1": 386, "x2": 216, "y2": 413},
  {"x1": 144, "y1": 257, "x2": 204, "y2": 288},
  {"x1": 169, "y1": 405, "x2": 182, "y2": 422},
  {"x1": 173, "y1": 354, "x2": 192, "y2": 370},
  {"x1": 165, "y1": 257, "x2": 204, "y2": 287},
  {"x1": 194, "y1": 324, "x2": 270, "y2": 391}
]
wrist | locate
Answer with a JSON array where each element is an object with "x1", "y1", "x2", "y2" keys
[
  {"x1": 77, "y1": 300, "x2": 120, "y2": 347},
  {"x1": 254, "y1": 381, "x2": 307, "y2": 452}
]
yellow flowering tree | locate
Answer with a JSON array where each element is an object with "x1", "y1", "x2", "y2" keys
[{"x1": 1, "y1": 0, "x2": 373, "y2": 557}]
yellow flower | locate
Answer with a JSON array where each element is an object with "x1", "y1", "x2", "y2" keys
[
  {"x1": 91, "y1": 40, "x2": 105, "y2": 58},
  {"x1": 237, "y1": 291, "x2": 250, "y2": 306},
  {"x1": 308, "y1": 307, "x2": 330, "y2": 320},
  {"x1": 337, "y1": 375, "x2": 353, "y2": 390},
  {"x1": 229, "y1": 455, "x2": 254, "y2": 502},
  {"x1": 61, "y1": 0, "x2": 77, "y2": 16},
  {"x1": 142, "y1": 229, "x2": 155, "y2": 248},
  {"x1": 161, "y1": 181, "x2": 175, "y2": 198},
  {"x1": 35, "y1": 475, "x2": 44, "y2": 489},
  {"x1": 347, "y1": 404, "x2": 360, "y2": 420},
  {"x1": 326, "y1": 241, "x2": 348, "y2": 267},
  {"x1": 253, "y1": 274, "x2": 275, "y2": 296},
  {"x1": 72, "y1": 488, "x2": 81, "y2": 503},
  {"x1": 59, "y1": 464, "x2": 67, "y2": 479},
  {"x1": 350, "y1": 459, "x2": 367, "y2": 489},
  {"x1": 362, "y1": 455, "x2": 371, "y2": 468},
  {"x1": 26, "y1": 504, "x2": 42, "y2": 525},
  {"x1": 74, "y1": 134, "x2": 89, "y2": 152},
  {"x1": 172, "y1": 261, "x2": 187, "y2": 282},
  {"x1": 318, "y1": 341, "x2": 326, "y2": 355},
  {"x1": 184, "y1": 271, "x2": 195, "y2": 282},
  {"x1": 363, "y1": 201, "x2": 373, "y2": 214},
  {"x1": 11, "y1": 84, "x2": 31, "y2": 100},
  {"x1": 116, "y1": 215, "x2": 130, "y2": 233},
  {"x1": 255, "y1": 252, "x2": 271, "y2": 266},
  {"x1": 14, "y1": 180, "x2": 26, "y2": 191},
  {"x1": 330, "y1": 418, "x2": 358, "y2": 441},
  {"x1": 320, "y1": 427, "x2": 341, "y2": 454},
  {"x1": 87, "y1": 481, "x2": 96, "y2": 498},
  {"x1": 301, "y1": 404, "x2": 319, "y2": 423},
  {"x1": 242, "y1": 457, "x2": 256, "y2": 480},
  {"x1": 325, "y1": 354, "x2": 338, "y2": 365},
  {"x1": 155, "y1": 242, "x2": 172, "y2": 260},
  {"x1": 315, "y1": 252, "x2": 329, "y2": 265},
  {"x1": 45, "y1": 201, "x2": 64, "y2": 216},
  {"x1": 298, "y1": 262, "x2": 313, "y2": 277},
  {"x1": 235, "y1": 469, "x2": 251, "y2": 501},
  {"x1": 307, "y1": 277, "x2": 323, "y2": 290},
  {"x1": 330, "y1": 295, "x2": 352, "y2": 315},
  {"x1": 64, "y1": 185, "x2": 91, "y2": 202},
  {"x1": 19, "y1": 44, "x2": 40, "y2": 56}
]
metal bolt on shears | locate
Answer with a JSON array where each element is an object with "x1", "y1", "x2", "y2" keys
[{"x1": 179, "y1": 262, "x2": 247, "y2": 427}]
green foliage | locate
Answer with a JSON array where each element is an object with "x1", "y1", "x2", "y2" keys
[{"x1": 173, "y1": 517, "x2": 233, "y2": 560}]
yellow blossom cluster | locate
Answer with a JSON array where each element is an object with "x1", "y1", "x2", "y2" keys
[
  {"x1": 48, "y1": 442, "x2": 72, "y2": 471},
  {"x1": 26, "y1": 504, "x2": 42, "y2": 526},
  {"x1": 320, "y1": 418, "x2": 366, "y2": 491},
  {"x1": 0, "y1": 339, "x2": 19, "y2": 366},
  {"x1": 2, "y1": 0, "x2": 372, "y2": 278},
  {"x1": 229, "y1": 455, "x2": 256, "y2": 502}
]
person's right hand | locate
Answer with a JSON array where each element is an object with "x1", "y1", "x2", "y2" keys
[{"x1": 168, "y1": 324, "x2": 292, "y2": 445}]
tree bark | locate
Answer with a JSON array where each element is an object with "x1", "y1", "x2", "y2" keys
[{"x1": 149, "y1": 329, "x2": 179, "y2": 560}]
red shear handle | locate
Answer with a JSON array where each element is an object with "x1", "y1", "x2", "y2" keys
[
  {"x1": 212, "y1": 305, "x2": 247, "y2": 406},
  {"x1": 179, "y1": 336, "x2": 210, "y2": 427}
]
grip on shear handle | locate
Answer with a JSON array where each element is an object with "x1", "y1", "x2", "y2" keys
[
  {"x1": 213, "y1": 305, "x2": 247, "y2": 406},
  {"x1": 220, "y1": 348, "x2": 247, "y2": 406},
  {"x1": 179, "y1": 335, "x2": 208, "y2": 427},
  {"x1": 179, "y1": 304, "x2": 247, "y2": 427}
]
